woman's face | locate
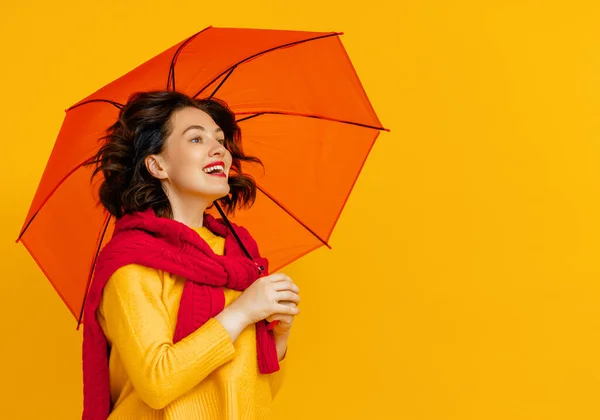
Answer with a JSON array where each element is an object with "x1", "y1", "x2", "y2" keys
[{"x1": 148, "y1": 106, "x2": 233, "y2": 204}]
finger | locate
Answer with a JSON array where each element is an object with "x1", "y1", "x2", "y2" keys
[
  {"x1": 275, "y1": 303, "x2": 300, "y2": 316},
  {"x1": 269, "y1": 273, "x2": 293, "y2": 283},
  {"x1": 269, "y1": 302, "x2": 297, "y2": 315},
  {"x1": 267, "y1": 314, "x2": 294, "y2": 323},
  {"x1": 276, "y1": 291, "x2": 300, "y2": 305},
  {"x1": 273, "y1": 280, "x2": 300, "y2": 294}
]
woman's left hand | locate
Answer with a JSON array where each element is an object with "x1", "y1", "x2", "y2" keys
[
  {"x1": 266, "y1": 302, "x2": 297, "y2": 336},
  {"x1": 266, "y1": 302, "x2": 298, "y2": 361}
]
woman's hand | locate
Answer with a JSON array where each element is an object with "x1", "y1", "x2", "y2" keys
[
  {"x1": 267, "y1": 301, "x2": 299, "y2": 361},
  {"x1": 235, "y1": 273, "x2": 300, "y2": 324},
  {"x1": 216, "y1": 273, "x2": 300, "y2": 342},
  {"x1": 266, "y1": 301, "x2": 298, "y2": 336}
]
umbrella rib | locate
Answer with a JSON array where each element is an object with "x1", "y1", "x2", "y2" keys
[
  {"x1": 67, "y1": 99, "x2": 124, "y2": 112},
  {"x1": 77, "y1": 212, "x2": 112, "y2": 327},
  {"x1": 255, "y1": 184, "x2": 332, "y2": 249},
  {"x1": 167, "y1": 26, "x2": 213, "y2": 91},
  {"x1": 65, "y1": 28, "x2": 214, "y2": 111},
  {"x1": 18, "y1": 114, "x2": 384, "y2": 242},
  {"x1": 17, "y1": 106, "x2": 386, "y2": 241},
  {"x1": 236, "y1": 111, "x2": 390, "y2": 131},
  {"x1": 208, "y1": 65, "x2": 237, "y2": 99},
  {"x1": 193, "y1": 32, "x2": 342, "y2": 99},
  {"x1": 17, "y1": 158, "x2": 94, "y2": 241}
]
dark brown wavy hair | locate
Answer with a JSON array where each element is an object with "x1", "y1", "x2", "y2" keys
[{"x1": 86, "y1": 91, "x2": 261, "y2": 219}]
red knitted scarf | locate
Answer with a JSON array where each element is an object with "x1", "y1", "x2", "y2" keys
[{"x1": 81, "y1": 209, "x2": 279, "y2": 420}]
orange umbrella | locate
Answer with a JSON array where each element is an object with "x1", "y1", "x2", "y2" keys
[{"x1": 16, "y1": 26, "x2": 387, "y2": 323}]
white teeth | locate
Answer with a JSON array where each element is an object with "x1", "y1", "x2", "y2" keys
[{"x1": 203, "y1": 165, "x2": 224, "y2": 174}]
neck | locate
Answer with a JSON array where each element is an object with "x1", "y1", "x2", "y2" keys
[{"x1": 166, "y1": 191, "x2": 212, "y2": 229}]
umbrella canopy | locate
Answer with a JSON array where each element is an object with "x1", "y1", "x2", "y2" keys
[{"x1": 17, "y1": 26, "x2": 387, "y2": 322}]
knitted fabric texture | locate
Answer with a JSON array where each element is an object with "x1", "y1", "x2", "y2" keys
[{"x1": 81, "y1": 209, "x2": 278, "y2": 420}]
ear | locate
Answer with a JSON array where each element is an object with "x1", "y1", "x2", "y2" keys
[{"x1": 145, "y1": 154, "x2": 168, "y2": 180}]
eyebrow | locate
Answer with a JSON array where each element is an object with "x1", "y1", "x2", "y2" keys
[{"x1": 182, "y1": 125, "x2": 223, "y2": 135}]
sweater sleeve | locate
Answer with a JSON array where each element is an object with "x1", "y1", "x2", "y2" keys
[{"x1": 98, "y1": 264, "x2": 236, "y2": 410}]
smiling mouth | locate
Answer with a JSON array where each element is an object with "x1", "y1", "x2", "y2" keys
[{"x1": 203, "y1": 163, "x2": 227, "y2": 178}]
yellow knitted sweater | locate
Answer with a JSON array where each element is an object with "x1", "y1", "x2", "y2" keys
[{"x1": 97, "y1": 226, "x2": 286, "y2": 419}]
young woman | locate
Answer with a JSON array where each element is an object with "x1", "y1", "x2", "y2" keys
[{"x1": 81, "y1": 91, "x2": 300, "y2": 419}]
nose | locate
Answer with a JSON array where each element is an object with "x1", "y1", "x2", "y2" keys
[{"x1": 209, "y1": 138, "x2": 226, "y2": 156}]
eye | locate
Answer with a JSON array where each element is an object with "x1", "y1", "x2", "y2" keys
[
  {"x1": 217, "y1": 138, "x2": 226, "y2": 145},
  {"x1": 191, "y1": 137, "x2": 202, "y2": 143}
]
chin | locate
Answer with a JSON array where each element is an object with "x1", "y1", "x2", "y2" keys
[{"x1": 204, "y1": 187, "x2": 231, "y2": 202}]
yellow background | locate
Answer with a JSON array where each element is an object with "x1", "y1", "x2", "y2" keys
[{"x1": 2, "y1": 0, "x2": 600, "y2": 418}]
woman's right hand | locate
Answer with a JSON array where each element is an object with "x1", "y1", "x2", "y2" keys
[{"x1": 232, "y1": 273, "x2": 300, "y2": 325}]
